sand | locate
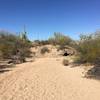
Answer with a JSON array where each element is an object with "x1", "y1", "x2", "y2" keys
[{"x1": 0, "y1": 57, "x2": 100, "y2": 100}]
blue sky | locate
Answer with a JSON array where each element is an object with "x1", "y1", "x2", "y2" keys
[{"x1": 0, "y1": 0, "x2": 100, "y2": 40}]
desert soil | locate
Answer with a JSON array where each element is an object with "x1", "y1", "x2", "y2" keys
[{"x1": 0, "y1": 57, "x2": 100, "y2": 100}]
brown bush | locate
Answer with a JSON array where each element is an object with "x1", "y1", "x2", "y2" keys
[
  {"x1": 40, "y1": 47, "x2": 50, "y2": 54},
  {"x1": 48, "y1": 32, "x2": 73, "y2": 46},
  {"x1": 62, "y1": 59, "x2": 69, "y2": 66},
  {"x1": 76, "y1": 31, "x2": 100, "y2": 64},
  {"x1": 0, "y1": 31, "x2": 32, "y2": 63}
]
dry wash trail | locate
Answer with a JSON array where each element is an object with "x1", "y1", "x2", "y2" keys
[{"x1": 0, "y1": 57, "x2": 100, "y2": 100}]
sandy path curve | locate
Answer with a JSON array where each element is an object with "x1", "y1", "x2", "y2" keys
[{"x1": 0, "y1": 57, "x2": 100, "y2": 100}]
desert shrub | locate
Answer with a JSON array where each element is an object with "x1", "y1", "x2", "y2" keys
[
  {"x1": 34, "y1": 40, "x2": 41, "y2": 45},
  {"x1": 48, "y1": 32, "x2": 73, "y2": 46},
  {"x1": 0, "y1": 31, "x2": 32, "y2": 62},
  {"x1": 76, "y1": 31, "x2": 100, "y2": 64},
  {"x1": 40, "y1": 47, "x2": 50, "y2": 54},
  {"x1": 62, "y1": 59, "x2": 69, "y2": 66},
  {"x1": 39, "y1": 40, "x2": 50, "y2": 45},
  {"x1": 34, "y1": 40, "x2": 51, "y2": 46}
]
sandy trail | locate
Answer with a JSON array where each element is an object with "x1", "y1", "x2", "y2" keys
[{"x1": 0, "y1": 57, "x2": 100, "y2": 100}]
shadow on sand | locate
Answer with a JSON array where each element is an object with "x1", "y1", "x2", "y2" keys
[
  {"x1": 70, "y1": 62, "x2": 100, "y2": 81},
  {"x1": 0, "y1": 69, "x2": 11, "y2": 74},
  {"x1": 0, "y1": 64, "x2": 14, "y2": 74}
]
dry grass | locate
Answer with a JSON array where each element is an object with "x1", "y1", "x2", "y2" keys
[{"x1": 40, "y1": 47, "x2": 50, "y2": 54}]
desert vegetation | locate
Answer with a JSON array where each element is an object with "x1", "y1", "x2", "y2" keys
[
  {"x1": 48, "y1": 32, "x2": 74, "y2": 46},
  {"x1": 62, "y1": 59, "x2": 69, "y2": 66},
  {"x1": 40, "y1": 47, "x2": 50, "y2": 54},
  {"x1": 0, "y1": 31, "x2": 32, "y2": 64},
  {"x1": 1, "y1": 30, "x2": 100, "y2": 77},
  {"x1": 73, "y1": 31, "x2": 100, "y2": 78},
  {"x1": 33, "y1": 32, "x2": 74, "y2": 46},
  {"x1": 76, "y1": 31, "x2": 100, "y2": 64}
]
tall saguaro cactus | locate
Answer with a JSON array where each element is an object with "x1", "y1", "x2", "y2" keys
[{"x1": 20, "y1": 25, "x2": 28, "y2": 41}]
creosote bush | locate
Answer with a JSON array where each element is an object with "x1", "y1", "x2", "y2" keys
[
  {"x1": 0, "y1": 31, "x2": 32, "y2": 63},
  {"x1": 40, "y1": 47, "x2": 50, "y2": 54},
  {"x1": 48, "y1": 32, "x2": 73, "y2": 46},
  {"x1": 76, "y1": 31, "x2": 100, "y2": 64}
]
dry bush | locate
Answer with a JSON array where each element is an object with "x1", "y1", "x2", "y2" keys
[
  {"x1": 0, "y1": 31, "x2": 32, "y2": 63},
  {"x1": 76, "y1": 31, "x2": 100, "y2": 64},
  {"x1": 62, "y1": 59, "x2": 69, "y2": 66},
  {"x1": 40, "y1": 47, "x2": 50, "y2": 54},
  {"x1": 34, "y1": 40, "x2": 50, "y2": 46},
  {"x1": 39, "y1": 40, "x2": 50, "y2": 45},
  {"x1": 48, "y1": 32, "x2": 73, "y2": 46}
]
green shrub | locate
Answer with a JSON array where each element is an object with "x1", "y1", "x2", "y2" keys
[
  {"x1": 38, "y1": 40, "x2": 50, "y2": 45},
  {"x1": 0, "y1": 31, "x2": 32, "y2": 62},
  {"x1": 48, "y1": 32, "x2": 73, "y2": 46},
  {"x1": 76, "y1": 31, "x2": 100, "y2": 64}
]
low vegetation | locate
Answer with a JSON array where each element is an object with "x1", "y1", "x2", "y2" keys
[
  {"x1": 40, "y1": 47, "x2": 50, "y2": 54},
  {"x1": 62, "y1": 59, "x2": 69, "y2": 66},
  {"x1": 76, "y1": 31, "x2": 100, "y2": 65},
  {"x1": 0, "y1": 31, "x2": 32, "y2": 63},
  {"x1": 48, "y1": 32, "x2": 74, "y2": 46},
  {"x1": 33, "y1": 32, "x2": 76, "y2": 49},
  {"x1": 1, "y1": 29, "x2": 100, "y2": 78},
  {"x1": 73, "y1": 31, "x2": 100, "y2": 78}
]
